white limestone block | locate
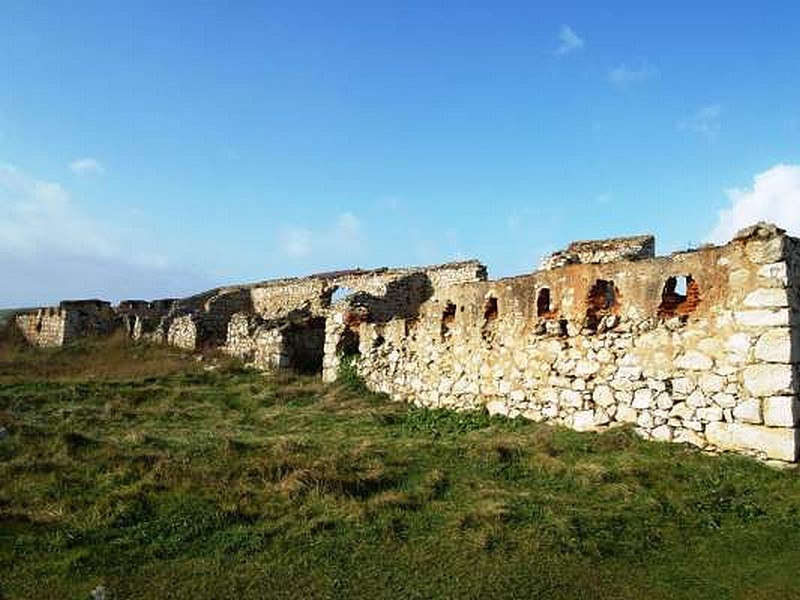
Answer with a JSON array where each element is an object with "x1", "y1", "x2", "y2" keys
[
  {"x1": 572, "y1": 410, "x2": 597, "y2": 432},
  {"x1": 744, "y1": 288, "x2": 790, "y2": 308},
  {"x1": 675, "y1": 351, "x2": 713, "y2": 371},
  {"x1": 592, "y1": 385, "x2": 616, "y2": 407},
  {"x1": 698, "y1": 373, "x2": 725, "y2": 394},
  {"x1": 651, "y1": 424, "x2": 673, "y2": 442},
  {"x1": 486, "y1": 399, "x2": 508, "y2": 417},
  {"x1": 757, "y1": 262, "x2": 789, "y2": 286},
  {"x1": 632, "y1": 388, "x2": 654, "y2": 409},
  {"x1": 754, "y1": 328, "x2": 793, "y2": 363},
  {"x1": 686, "y1": 390, "x2": 708, "y2": 408},
  {"x1": 725, "y1": 332, "x2": 751, "y2": 356},
  {"x1": 697, "y1": 406, "x2": 723, "y2": 422},
  {"x1": 509, "y1": 389, "x2": 526, "y2": 403},
  {"x1": 594, "y1": 407, "x2": 611, "y2": 426},
  {"x1": 763, "y1": 396, "x2": 800, "y2": 427},
  {"x1": 560, "y1": 389, "x2": 583, "y2": 408},
  {"x1": 655, "y1": 392, "x2": 674, "y2": 410},
  {"x1": 616, "y1": 365, "x2": 643, "y2": 381},
  {"x1": 575, "y1": 359, "x2": 600, "y2": 378},
  {"x1": 523, "y1": 408, "x2": 543, "y2": 422},
  {"x1": 671, "y1": 377, "x2": 696, "y2": 397},
  {"x1": 705, "y1": 422, "x2": 798, "y2": 461},
  {"x1": 542, "y1": 405, "x2": 559, "y2": 418},
  {"x1": 711, "y1": 393, "x2": 736, "y2": 409},
  {"x1": 734, "y1": 309, "x2": 791, "y2": 328},
  {"x1": 674, "y1": 429, "x2": 705, "y2": 448},
  {"x1": 637, "y1": 411, "x2": 654, "y2": 429},
  {"x1": 616, "y1": 405, "x2": 638, "y2": 423},
  {"x1": 684, "y1": 420, "x2": 704, "y2": 431},
  {"x1": 743, "y1": 364, "x2": 794, "y2": 397},
  {"x1": 615, "y1": 390, "x2": 633, "y2": 404}
]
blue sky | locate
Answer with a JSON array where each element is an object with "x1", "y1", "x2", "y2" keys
[{"x1": 2, "y1": 0, "x2": 800, "y2": 306}]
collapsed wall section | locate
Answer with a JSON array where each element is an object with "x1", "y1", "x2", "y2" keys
[
  {"x1": 346, "y1": 224, "x2": 799, "y2": 462},
  {"x1": 15, "y1": 300, "x2": 116, "y2": 347},
  {"x1": 221, "y1": 261, "x2": 487, "y2": 374}
]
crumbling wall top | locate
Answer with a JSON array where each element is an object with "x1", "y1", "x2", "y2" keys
[
  {"x1": 59, "y1": 299, "x2": 112, "y2": 311},
  {"x1": 541, "y1": 234, "x2": 655, "y2": 270},
  {"x1": 733, "y1": 221, "x2": 786, "y2": 241}
]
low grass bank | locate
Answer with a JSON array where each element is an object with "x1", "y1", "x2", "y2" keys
[{"x1": 2, "y1": 338, "x2": 800, "y2": 599}]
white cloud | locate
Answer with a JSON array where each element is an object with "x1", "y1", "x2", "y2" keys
[
  {"x1": 332, "y1": 212, "x2": 363, "y2": 253},
  {"x1": 277, "y1": 212, "x2": 365, "y2": 261},
  {"x1": 555, "y1": 25, "x2": 584, "y2": 56},
  {"x1": 69, "y1": 158, "x2": 105, "y2": 175},
  {"x1": 0, "y1": 163, "x2": 207, "y2": 306},
  {"x1": 707, "y1": 164, "x2": 800, "y2": 244},
  {"x1": 608, "y1": 61, "x2": 659, "y2": 86},
  {"x1": 0, "y1": 164, "x2": 112, "y2": 258},
  {"x1": 278, "y1": 225, "x2": 314, "y2": 258},
  {"x1": 678, "y1": 105, "x2": 723, "y2": 141}
]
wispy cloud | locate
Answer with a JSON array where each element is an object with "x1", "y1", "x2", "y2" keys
[
  {"x1": 707, "y1": 163, "x2": 800, "y2": 243},
  {"x1": 277, "y1": 212, "x2": 365, "y2": 262},
  {"x1": 0, "y1": 163, "x2": 207, "y2": 305},
  {"x1": 678, "y1": 105, "x2": 723, "y2": 141},
  {"x1": 69, "y1": 158, "x2": 105, "y2": 175},
  {"x1": 555, "y1": 25, "x2": 584, "y2": 56},
  {"x1": 595, "y1": 192, "x2": 612, "y2": 205},
  {"x1": 0, "y1": 164, "x2": 112, "y2": 258},
  {"x1": 608, "y1": 61, "x2": 659, "y2": 86},
  {"x1": 278, "y1": 226, "x2": 314, "y2": 258}
]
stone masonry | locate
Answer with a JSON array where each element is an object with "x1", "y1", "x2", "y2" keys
[
  {"x1": 347, "y1": 224, "x2": 800, "y2": 463},
  {"x1": 10, "y1": 223, "x2": 800, "y2": 462}
]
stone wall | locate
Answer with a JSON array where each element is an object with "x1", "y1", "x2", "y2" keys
[
  {"x1": 340, "y1": 224, "x2": 800, "y2": 463},
  {"x1": 12, "y1": 220, "x2": 799, "y2": 463},
  {"x1": 541, "y1": 234, "x2": 656, "y2": 270},
  {"x1": 16, "y1": 308, "x2": 69, "y2": 347},
  {"x1": 15, "y1": 300, "x2": 117, "y2": 347},
  {"x1": 223, "y1": 261, "x2": 487, "y2": 373}
]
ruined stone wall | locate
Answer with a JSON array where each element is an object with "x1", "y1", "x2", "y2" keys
[
  {"x1": 227, "y1": 261, "x2": 487, "y2": 373},
  {"x1": 250, "y1": 279, "x2": 328, "y2": 319},
  {"x1": 345, "y1": 225, "x2": 800, "y2": 462},
  {"x1": 116, "y1": 299, "x2": 177, "y2": 343},
  {"x1": 16, "y1": 308, "x2": 69, "y2": 347},
  {"x1": 161, "y1": 288, "x2": 254, "y2": 351},
  {"x1": 319, "y1": 262, "x2": 487, "y2": 380},
  {"x1": 12, "y1": 218, "x2": 798, "y2": 463},
  {"x1": 541, "y1": 235, "x2": 655, "y2": 270},
  {"x1": 15, "y1": 301, "x2": 117, "y2": 347},
  {"x1": 166, "y1": 315, "x2": 197, "y2": 351}
]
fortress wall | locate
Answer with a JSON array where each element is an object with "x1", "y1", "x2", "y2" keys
[{"x1": 344, "y1": 225, "x2": 800, "y2": 462}]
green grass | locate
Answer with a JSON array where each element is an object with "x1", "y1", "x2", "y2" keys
[{"x1": 2, "y1": 337, "x2": 800, "y2": 599}]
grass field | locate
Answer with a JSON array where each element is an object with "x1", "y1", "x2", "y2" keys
[{"x1": 2, "y1": 332, "x2": 800, "y2": 599}]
